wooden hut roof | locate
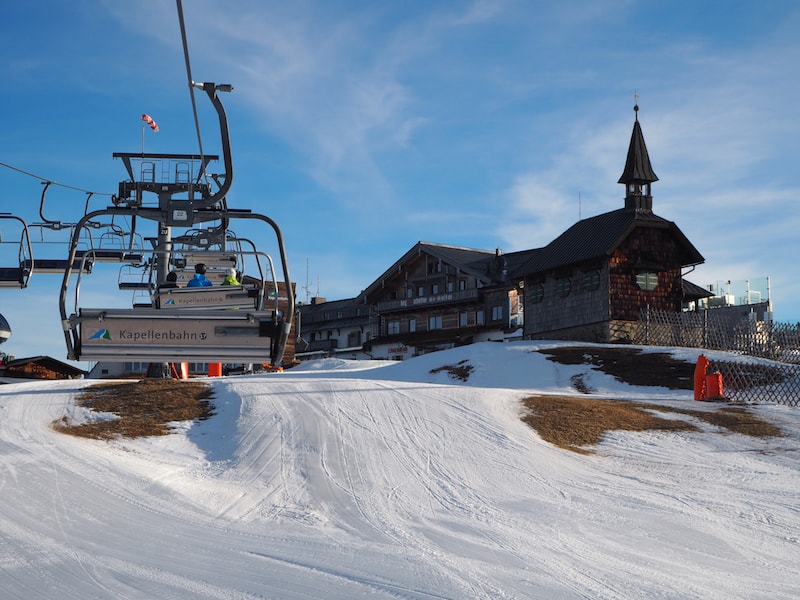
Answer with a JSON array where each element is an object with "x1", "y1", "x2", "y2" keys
[{"x1": 513, "y1": 208, "x2": 704, "y2": 277}]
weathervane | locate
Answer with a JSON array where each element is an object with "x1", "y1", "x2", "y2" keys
[{"x1": 634, "y1": 90, "x2": 639, "y2": 120}]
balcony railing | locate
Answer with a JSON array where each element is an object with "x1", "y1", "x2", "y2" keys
[
  {"x1": 376, "y1": 288, "x2": 479, "y2": 312},
  {"x1": 308, "y1": 339, "x2": 338, "y2": 352}
]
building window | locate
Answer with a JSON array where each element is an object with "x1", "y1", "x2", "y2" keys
[
  {"x1": 458, "y1": 279, "x2": 466, "y2": 291},
  {"x1": 556, "y1": 277, "x2": 572, "y2": 297},
  {"x1": 636, "y1": 271, "x2": 658, "y2": 291},
  {"x1": 476, "y1": 310, "x2": 485, "y2": 325},
  {"x1": 409, "y1": 318, "x2": 416, "y2": 332},
  {"x1": 428, "y1": 315, "x2": 442, "y2": 330},
  {"x1": 431, "y1": 283, "x2": 440, "y2": 295},
  {"x1": 529, "y1": 282, "x2": 544, "y2": 304},
  {"x1": 417, "y1": 286, "x2": 424, "y2": 297},
  {"x1": 582, "y1": 270, "x2": 600, "y2": 291},
  {"x1": 491, "y1": 305, "x2": 503, "y2": 321},
  {"x1": 459, "y1": 311, "x2": 468, "y2": 326},
  {"x1": 428, "y1": 262, "x2": 442, "y2": 274},
  {"x1": 407, "y1": 287, "x2": 414, "y2": 298},
  {"x1": 388, "y1": 321, "x2": 400, "y2": 335},
  {"x1": 447, "y1": 281, "x2": 454, "y2": 293}
]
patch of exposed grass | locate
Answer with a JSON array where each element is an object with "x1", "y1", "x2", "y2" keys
[
  {"x1": 676, "y1": 405, "x2": 782, "y2": 438},
  {"x1": 521, "y1": 396, "x2": 782, "y2": 454},
  {"x1": 430, "y1": 360, "x2": 474, "y2": 381},
  {"x1": 53, "y1": 379, "x2": 214, "y2": 440},
  {"x1": 540, "y1": 347, "x2": 694, "y2": 390}
]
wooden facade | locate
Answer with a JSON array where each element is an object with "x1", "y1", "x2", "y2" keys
[
  {"x1": 609, "y1": 228, "x2": 686, "y2": 320},
  {"x1": 359, "y1": 244, "x2": 530, "y2": 357},
  {"x1": 520, "y1": 107, "x2": 705, "y2": 343},
  {"x1": 0, "y1": 356, "x2": 86, "y2": 380}
]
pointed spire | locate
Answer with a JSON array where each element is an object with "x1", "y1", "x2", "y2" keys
[{"x1": 618, "y1": 100, "x2": 658, "y2": 210}]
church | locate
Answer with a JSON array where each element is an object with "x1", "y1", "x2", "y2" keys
[{"x1": 517, "y1": 104, "x2": 708, "y2": 343}]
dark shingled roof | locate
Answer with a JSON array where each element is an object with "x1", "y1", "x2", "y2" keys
[
  {"x1": 618, "y1": 114, "x2": 658, "y2": 184},
  {"x1": 682, "y1": 279, "x2": 714, "y2": 300},
  {"x1": 466, "y1": 248, "x2": 541, "y2": 279},
  {"x1": 513, "y1": 208, "x2": 704, "y2": 277},
  {"x1": 423, "y1": 243, "x2": 497, "y2": 275}
]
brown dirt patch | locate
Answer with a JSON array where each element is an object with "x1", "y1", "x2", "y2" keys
[
  {"x1": 521, "y1": 396, "x2": 782, "y2": 454},
  {"x1": 430, "y1": 360, "x2": 474, "y2": 381},
  {"x1": 53, "y1": 379, "x2": 214, "y2": 440},
  {"x1": 540, "y1": 346, "x2": 694, "y2": 390}
]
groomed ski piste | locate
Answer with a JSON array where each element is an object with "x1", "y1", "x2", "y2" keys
[{"x1": 1, "y1": 340, "x2": 799, "y2": 599}]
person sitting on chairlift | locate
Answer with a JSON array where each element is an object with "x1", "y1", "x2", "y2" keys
[
  {"x1": 159, "y1": 270, "x2": 179, "y2": 289},
  {"x1": 187, "y1": 263, "x2": 212, "y2": 287},
  {"x1": 222, "y1": 267, "x2": 240, "y2": 286}
]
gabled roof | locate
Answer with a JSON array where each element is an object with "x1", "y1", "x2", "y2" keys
[
  {"x1": 420, "y1": 242, "x2": 498, "y2": 278},
  {"x1": 466, "y1": 247, "x2": 542, "y2": 282},
  {"x1": 513, "y1": 208, "x2": 704, "y2": 277},
  {"x1": 361, "y1": 242, "x2": 497, "y2": 299},
  {"x1": 2, "y1": 356, "x2": 86, "y2": 378}
]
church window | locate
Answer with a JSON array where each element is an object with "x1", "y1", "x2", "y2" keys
[
  {"x1": 528, "y1": 282, "x2": 544, "y2": 304},
  {"x1": 556, "y1": 277, "x2": 572, "y2": 298},
  {"x1": 636, "y1": 271, "x2": 658, "y2": 291},
  {"x1": 582, "y1": 270, "x2": 600, "y2": 291}
]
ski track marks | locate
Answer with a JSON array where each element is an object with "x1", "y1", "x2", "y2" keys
[{"x1": 2, "y1": 343, "x2": 800, "y2": 599}]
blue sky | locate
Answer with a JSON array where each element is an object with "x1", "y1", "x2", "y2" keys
[{"x1": 1, "y1": 0, "x2": 799, "y2": 364}]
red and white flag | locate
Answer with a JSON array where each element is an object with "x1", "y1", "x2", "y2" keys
[{"x1": 141, "y1": 114, "x2": 159, "y2": 132}]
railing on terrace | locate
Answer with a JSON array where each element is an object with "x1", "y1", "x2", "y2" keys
[{"x1": 376, "y1": 288, "x2": 479, "y2": 312}]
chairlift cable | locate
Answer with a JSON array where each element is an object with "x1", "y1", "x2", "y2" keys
[
  {"x1": 175, "y1": 0, "x2": 209, "y2": 192},
  {"x1": 0, "y1": 160, "x2": 113, "y2": 197}
]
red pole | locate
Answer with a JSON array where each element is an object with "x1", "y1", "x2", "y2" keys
[{"x1": 694, "y1": 354, "x2": 709, "y2": 400}]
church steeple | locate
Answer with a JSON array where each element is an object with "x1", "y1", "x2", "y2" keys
[{"x1": 618, "y1": 101, "x2": 658, "y2": 211}]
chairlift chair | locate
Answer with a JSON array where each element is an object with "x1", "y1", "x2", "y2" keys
[
  {"x1": 0, "y1": 214, "x2": 33, "y2": 289},
  {"x1": 27, "y1": 223, "x2": 95, "y2": 275}
]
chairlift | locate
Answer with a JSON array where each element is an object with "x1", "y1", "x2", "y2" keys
[
  {"x1": 26, "y1": 223, "x2": 94, "y2": 275},
  {"x1": 118, "y1": 262, "x2": 153, "y2": 291},
  {"x1": 82, "y1": 220, "x2": 145, "y2": 264},
  {"x1": 59, "y1": 79, "x2": 295, "y2": 367},
  {"x1": 0, "y1": 214, "x2": 33, "y2": 289},
  {"x1": 63, "y1": 216, "x2": 293, "y2": 364}
]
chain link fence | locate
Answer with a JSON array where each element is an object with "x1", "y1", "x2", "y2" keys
[
  {"x1": 705, "y1": 359, "x2": 800, "y2": 407},
  {"x1": 633, "y1": 308, "x2": 800, "y2": 406}
]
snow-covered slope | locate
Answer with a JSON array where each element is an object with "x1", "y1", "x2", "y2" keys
[{"x1": 1, "y1": 341, "x2": 798, "y2": 599}]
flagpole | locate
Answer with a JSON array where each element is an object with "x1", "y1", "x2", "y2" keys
[{"x1": 141, "y1": 124, "x2": 145, "y2": 155}]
